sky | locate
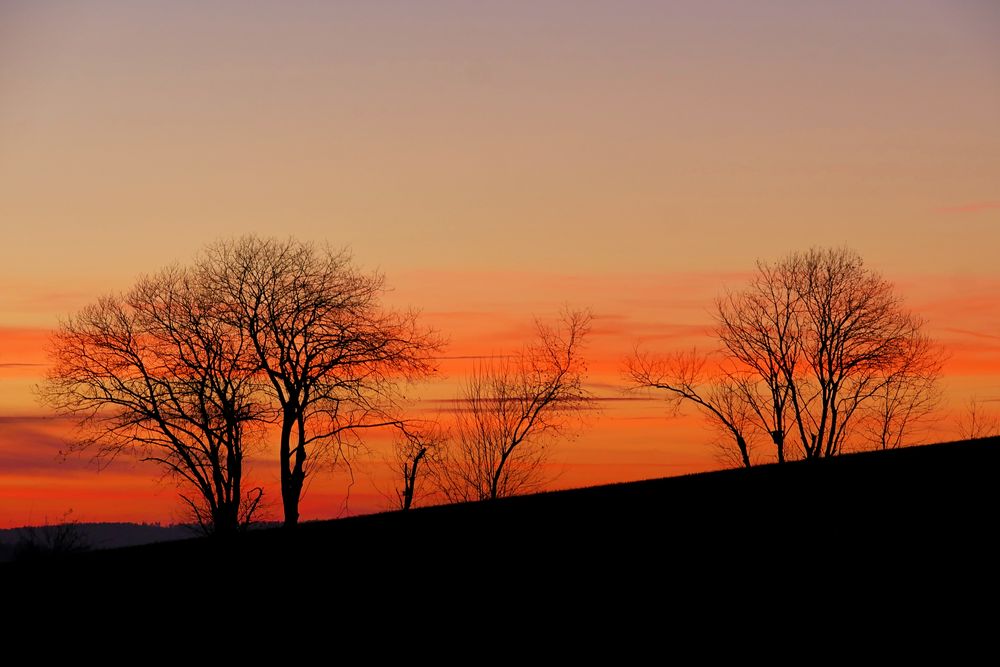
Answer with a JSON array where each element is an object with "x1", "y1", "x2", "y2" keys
[{"x1": 1, "y1": 0, "x2": 998, "y2": 527}]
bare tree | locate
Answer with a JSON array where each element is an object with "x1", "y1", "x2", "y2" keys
[
  {"x1": 957, "y1": 396, "x2": 1000, "y2": 440},
  {"x1": 391, "y1": 421, "x2": 447, "y2": 511},
  {"x1": 200, "y1": 237, "x2": 441, "y2": 527},
  {"x1": 628, "y1": 248, "x2": 942, "y2": 463},
  {"x1": 718, "y1": 248, "x2": 939, "y2": 458},
  {"x1": 860, "y1": 332, "x2": 944, "y2": 450},
  {"x1": 437, "y1": 309, "x2": 592, "y2": 502},
  {"x1": 715, "y1": 261, "x2": 800, "y2": 463},
  {"x1": 41, "y1": 268, "x2": 265, "y2": 535},
  {"x1": 625, "y1": 349, "x2": 756, "y2": 468}
]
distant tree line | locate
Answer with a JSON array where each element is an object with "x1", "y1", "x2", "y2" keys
[{"x1": 0, "y1": 512, "x2": 91, "y2": 563}]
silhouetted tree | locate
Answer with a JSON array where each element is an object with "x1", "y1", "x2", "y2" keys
[
  {"x1": 42, "y1": 268, "x2": 265, "y2": 535},
  {"x1": 958, "y1": 397, "x2": 1000, "y2": 440},
  {"x1": 860, "y1": 332, "x2": 944, "y2": 449},
  {"x1": 437, "y1": 309, "x2": 592, "y2": 501},
  {"x1": 714, "y1": 260, "x2": 800, "y2": 463},
  {"x1": 199, "y1": 237, "x2": 441, "y2": 527},
  {"x1": 628, "y1": 248, "x2": 942, "y2": 462},
  {"x1": 735, "y1": 248, "x2": 938, "y2": 458},
  {"x1": 626, "y1": 349, "x2": 756, "y2": 467},
  {"x1": 391, "y1": 421, "x2": 447, "y2": 510}
]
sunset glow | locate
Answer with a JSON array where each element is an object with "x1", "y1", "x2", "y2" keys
[{"x1": 1, "y1": 1, "x2": 998, "y2": 528}]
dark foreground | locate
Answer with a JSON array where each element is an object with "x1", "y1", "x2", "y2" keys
[{"x1": 5, "y1": 437, "x2": 999, "y2": 607}]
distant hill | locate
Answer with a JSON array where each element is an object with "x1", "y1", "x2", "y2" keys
[
  {"x1": 0, "y1": 522, "x2": 193, "y2": 562},
  {"x1": 4, "y1": 437, "x2": 999, "y2": 602}
]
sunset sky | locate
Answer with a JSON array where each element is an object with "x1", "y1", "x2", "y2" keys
[{"x1": 1, "y1": 1, "x2": 998, "y2": 527}]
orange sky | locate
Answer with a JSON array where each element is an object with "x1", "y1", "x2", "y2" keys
[{"x1": 1, "y1": 1, "x2": 998, "y2": 527}]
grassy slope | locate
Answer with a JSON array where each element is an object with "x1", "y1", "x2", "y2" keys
[{"x1": 5, "y1": 437, "x2": 999, "y2": 603}]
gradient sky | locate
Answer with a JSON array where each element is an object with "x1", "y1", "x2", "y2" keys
[{"x1": 1, "y1": 1, "x2": 998, "y2": 527}]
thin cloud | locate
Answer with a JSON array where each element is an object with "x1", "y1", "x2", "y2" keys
[
  {"x1": 0, "y1": 423, "x2": 90, "y2": 475},
  {"x1": 0, "y1": 414, "x2": 79, "y2": 425},
  {"x1": 414, "y1": 395, "x2": 659, "y2": 417},
  {"x1": 0, "y1": 327, "x2": 52, "y2": 367},
  {"x1": 432, "y1": 354, "x2": 515, "y2": 361},
  {"x1": 940, "y1": 328, "x2": 1000, "y2": 342},
  {"x1": 939, "y1": 201, "x2": 1000, "y2": 214}
]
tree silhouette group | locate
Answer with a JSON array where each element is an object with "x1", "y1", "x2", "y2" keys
[
  {"x1": 40, "y1": 240, "x2": 952, "y2": 531},
  {"x1": 627, "y1": 248, "x2": 945, "y2": 466},
  {"x1": 42, "y1": 237, "x2": 439, "y2": 532}
]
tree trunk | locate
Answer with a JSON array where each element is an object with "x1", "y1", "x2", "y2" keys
[
  {"x1": 402, "y1": 447, "x2": 426, "y2": 511},
  {"x1": 283, "y1": 464, "x2": 305, "y2": 528},
  {"x1": 771, "y1": 429, "x2": 785, "y2": 464},
  {"x1": 213, "y1": 501, "x2": 240, "y2": 536},
  {"x1": 282, "y1": 487, "x2": 300, "y2": 527},
  {"x1": 279, "y1": 406, "x2": 298, "y2": 527},
  {"x1": 736, "y1": 434, "x2": 751, "y2": 468}
]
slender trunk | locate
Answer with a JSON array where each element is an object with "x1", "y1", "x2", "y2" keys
[
  {"x1": 825, "y1": 398, "x2": 839, "y2": 457},
  {"x1": 786, "y1": 373, "x2": 813, "y2": 459},
  {"x1": 402, "y1": 447, "x2": 426, "y2": 511},
  {"x1": 771, "y1": 429, "x2": 785, "y2": 464},
  {"x1": 490, "y1": 444, "x2": 516, "y2": 500},
  {"x1": 736, "y1": 433, "x2": 751, "y2": 468},
  {"x1": 401, "y1": 481, "x2": 413, "y2": 511},
  {"x1": 228, "y1": 436, "x2": 242, "y2": 529},
  {"x1": 774, "y1": 399, "x2": 786, "y2": 464},
  {"x1": 279, "y1": 405, "x2": 298, "y2": 528},
  {"x1": 814, "y1": 383, "x2": 830, "y2": 459},
  {"x1": 286, "y1": 412, "x2": 309, "y2": 526}
]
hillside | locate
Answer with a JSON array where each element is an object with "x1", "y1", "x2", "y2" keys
[
  {"x1": 0, "y1": 522, "x2": 194, "y2": 563},
  {"x1": 5, "y1": 437, "x2": 999, "y2": 597}
]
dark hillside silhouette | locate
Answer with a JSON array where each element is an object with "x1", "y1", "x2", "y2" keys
[{"x1": 6, "y1": 437, "x2": 998, "y2": 605}]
